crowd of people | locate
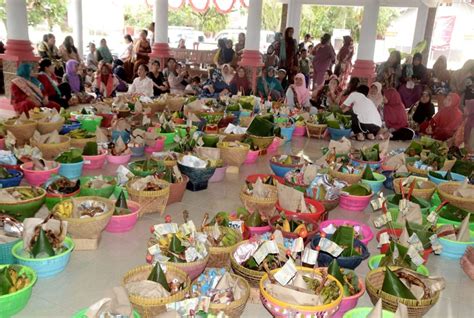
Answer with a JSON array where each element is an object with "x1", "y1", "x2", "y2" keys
[{"x1": 8, "y1": 28, "x2": 474, "y2": 149}]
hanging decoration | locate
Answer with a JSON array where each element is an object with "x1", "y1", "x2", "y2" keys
[
  {"x1": 189, "y1": 0, "x2": 211, "y2": 13},
  {"x1": 240, "y1": 0, "x2": 249, "y2": 8},
  {"x1": 214, "y1": 0, "x2": 236, "y2": 13},
  {"x1": 169, "y1": 0, "x2": 186, "y2": 9}
]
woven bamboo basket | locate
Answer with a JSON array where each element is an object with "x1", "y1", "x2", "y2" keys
[
  {"x1": 239, "y1": 117, "x2": 253, "y2": 127},
  {"x1": 208, "y1": 274, "x2": 251, "y2": 317},
  {"x1": 217, "y1": 142, "x2": 250, "y2": 167},
  {"x1": 249, "y1": 135, "x2": 275, "y2": 150},
  {"x1": 70, "y1": 136, "x2": 97, "y2": 150},
  {"x1": 218, "y1": 128, "x2": 246, "y2": 142},
  {"x1": 28, "y1": 111, "x2": 48, "y2": 121},
  {"x1": 230, "y1": 240, "x2": 286, "y2": 288},
  {"x1": 36, "y1": 117, "x2": 65, "y2": 134},
  {"x1": 407, "y1": 164, "x2": 429, "y2": 176},
  {"x1": 306, "y1": 123, "x2": 327, "y2": 139},
  {"x1": 151, "y1": 157, "x2": 178, "y2": 168},
  {"x1": 194, "y1": 147, "x2": 221, "y2": 161},
  {"x1": 54, "y1": 196, "x2": 114, "y2": 240},
  {"x1": 122, "y1": 264, "x2": 191, "y2": 318},
  {"x1": 393, "y1": 177, "x2": 436, "y2": 201},
  {"x1": 167, "y1": 97, "x2": 185, "y2": 112},
  {"x1": 4, "y1": 119, "x2": 37, "y2": 146},
  {"x1": 126, "y1": 179, "x2": 170, "y2": 216},
  {"x1": 329, "y1": 168, "x2": 362, "y2": 185},
  {"x1": 239, "y1": 184, "x2": 278, "y2": 217},
  {"x1": 147, "y1": 238, "x2": 209, "y2": 280},
  {"x1": 34, "y1": 136, "x2": 71, "y2": 160},
  {"x1": 146, "y1": 100, "x2": 167, "y2": 114},
  {"x1": 202, "y1": 226, "x2": 243, "y2": 268},
  {"x1": 366, "y1": 267, "x2": 441, "y2": 317},
  {"x1": 438, "y1": 181, "x2": 474, "y2": 212}
]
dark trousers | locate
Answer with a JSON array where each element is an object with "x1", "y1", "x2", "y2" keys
[
  {"x1": 351, "y1": 112, "x2": 380, "y2": 135},
  {"x1": 391, "y1": 127, "x2": 415, "y2": 141},
  {"x1": 51, "y1": 82, "x2": 72, "y2": 108}
]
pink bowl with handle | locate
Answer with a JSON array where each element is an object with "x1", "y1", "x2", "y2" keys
[
  {"x1": 319, "y1": 219, "x2": 374, "y2": 246},
  {"x1": 292, "y1": 125, "x2": 306, "y2": 136},
  {"x1": 83, "y1": 151, "x2": 107, "y2": 170},
  {"x1": 21, "y1": 161, "x2": 60, "y2": 187},
  {"x1": 244, "y1": 150, "x2": 259, "y2": 164},
  {"x1": 244, "y1": 224, "x2": 272, "y2": 239},
  {"x1": 339, "y1": 193, "x2": 372, "y2": 212},
  {"x1": 332, "y1": 279, "x2": 366, "y2": 318},
  {"x1": 106, "y1": 154, "x2": 132, "y2": 165},
  {"x1": 105, "y1": 200, "x2": 140, "y2": 233}
]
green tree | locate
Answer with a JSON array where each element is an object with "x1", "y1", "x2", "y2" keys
[
  {"x1": 262, "y1": 0, "x2": 282, "y2": 31},
  {"x1": 0, "y1": 0, "x2": 68, "y2": 31},
  {"x1": 124, "y1": 4, "x2": 152, "y2": 29}
]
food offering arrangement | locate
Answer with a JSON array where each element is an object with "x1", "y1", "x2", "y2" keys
[{"x1": 0, "y1": 93, "x2": 472, "y2": 318}]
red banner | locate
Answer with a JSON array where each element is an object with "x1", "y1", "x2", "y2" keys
[
  {"x1": 189, "y1": 0, "x2": 211, "y2": 12},
  {"x1": 431, "y1": 16, "x2": 456, "y2": 51},
  {"x1": 214, "y1": 0, "x2": 236, "y2": 13}
]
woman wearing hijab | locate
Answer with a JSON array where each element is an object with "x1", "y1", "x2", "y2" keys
[
  {"x1": 93, "y1": 63, "x2": 119, "y2": 98},
  {"x1": 96, "y1": 38, "x2": 113, "y2": 64},
  {"x1": 10, "y1": 63, "x2": 60, "y2": 115},
  {"x1": 38, "y1": 33, "x2": 64, "y2": 76},
  {"x1": 285, "y1": 73, "x2": 312, "y2": 111},
  {"x1": 279, "y1": 27, "x2": 298, "y2": 83},
  {"x1": 132, "y1": 30, "x2": 152, "y2": 76},
  {"x1": 37, "y1": 59, "x2": 71, "y2": 108},
  {"x1": 383, "y1": 88, "x2": 415, "y2": 140},
  {"x1": 335, "y1": 35, "x2": 353, "y2": 89},
  {"x1": 408, "y1": 90, "x2": 435, "y2": 131},
  {"x1": 398, "y1": 53, "x2": 427, "y2": 108},
  {"x1": 62, "y1": 60, "x2": 94, "y2": 103},
  {"x1": 311, "y1": 75, "x2": 341, "y2": 110},
  {"x1": 166, "y1": 58, "x2": 185, "y2": 94},
  {"x1": 376, "y1": 50, "x2": 402, "y2": 89},
  {"x1": 257, "y1": 67, "x2": 284, "y2": 101},
  {"x1": 421, "y1": 92, "x2": 463, "y2": 141},
  {"x1": 58, "y1": 36, "x2": 81, "y2": 63},
  {"x1": 229, "y1": 67, "x2": 251, "y2": 95},
  {"x1": 202, "y1": 68, "x2": 229, "y2": 98},
  {"x1": 368, "y1": 82, "x2": 384, "y2": 109},
  {"x1": 312, "y1": 33, "x2": 336, "y2": 89},
  {"x1": 221, "y1": 64, "x2": 234, "y2": 85}
]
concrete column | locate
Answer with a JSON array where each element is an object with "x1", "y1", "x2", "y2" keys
[
  {"x1": 73, "y1": 0, "x2": 84, "y2": 58},
  {"x1": 150, "y1": 0, "x2": 172, "y2": 69},
  {"x1": 422, "y1": 7, "x2": 437, "y2": 64},
  {"x1": 412, "y1": 3, "x2": 429, "y2": 51},
  {"x1": 240, "y1": 0, "x2": 264, "y2": 92},
  {"x1": 351, "y1": 0, "x2": 380, "y2": 85},
  {"x1": 286, "y1": 0, "x2": 302, "y2": 41}
]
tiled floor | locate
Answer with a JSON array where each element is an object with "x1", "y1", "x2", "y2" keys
[{"x1": 15, "y1": 136, "x2": 474, "y2": 317}]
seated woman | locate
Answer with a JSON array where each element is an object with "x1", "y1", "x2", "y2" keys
[
  {"x1": 383, "y1": 88, "x2": 415, "y2": 140},
  {"x1": 368, "y1": 82, "x2": 383, "y2": 110},
  {"x1": 257, "y1": 67, "x2": 284, "y2": 101},
  {"x1": 166, "y1": 58, "x2": 186, "y2": 94},
  {"x1": 93, "y1": 63, "x2": 119, "y2": 98},
  {"x1": 453, "y1": 99, "x2": 474, "y2": 152},
  {"x1": 62, "y1": 60, "x2": 93, "y2": 104},
  {"x1": 10, "y1": 63, "x2": 60, "y2": 115},
  {"x1": 408, "y1": 90, "x2": 435, "y2": 131},
  {"x1": 202, "y1": 68, "x2": 229, "y2": 98},
  {"x1": 222, "y1": 64, "x2": 234, "y2": 85},
  {"x1": 184, "y1": 76, "x2": 202, "y2": 96},
  {"x1": 341, "y1": 85, "x2": 383, "y2": 141},
  {"x1": 277, "y1": 69, "x2": 289, "y2": 91},
  {"x1": 420, "y1": 92, "x2": 463, "y2": 141},
  {"x1": 285, "y1": 73, "x2": 311, "y2": 111},
  {"x1": 111, "y1": 59, "x2": 128, "y2": 92},
  {"x1": 147, "y1": 60, "x2": 169, "y2": 97},
  {"x1": 398, "y1": 53, "x2": 427, "y2": 108},
  {"x1": 128, "y1": 64, "x2": 154, "y2": 97},
  {"x1": 311, "y1": 76, "x2": 341, "y2": 110},
  {"x1": 229, "y1": 66, "x2": 251, "y2": 95},
  {"x1": 37, "y1": 58, "x2": 71, "y2": 108},
  {"x1": 339, "y1": 76, "x2": 360, "y2": 105}
]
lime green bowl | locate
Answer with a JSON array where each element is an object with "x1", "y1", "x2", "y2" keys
[
  {"x1": 176, "y1": 125, "x2": 197, "y2": 138},
  {"x1": 156, "y1": 130, "x2": 176, "y2": 145},
  {"x1": 343, "y1": 307, "x2": 394, "y2": 318},
  {"x1": 0, "y1": 187, "x2": 46, "y2": 221},
  {"x1": 0, "y1": 265, "x2": 37, "y2": 317},
  {"x1": 368, "y1": 254, "x2": 429, "y2": 276},
  {"x1": 72, "y1": 309, "x2": 141, "y2": 318},
  {"x1": 361, "y1": 172, "x2": 386, "y2": 194},
  {"x1": 128, "y1": 160, "x2": 164, "y2": 177},
  {"x1": 79, "y1": 176, "x2": 117, "y2": 198}
]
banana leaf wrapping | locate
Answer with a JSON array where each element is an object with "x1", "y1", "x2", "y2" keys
[
  {"x1": 147, "y1": 262, "x2": 171, "y2": 292},
  {"x1": 83, "y1": 142, "x2": 99, "y2": 156},
  {"x1": 451, "y1": 160, "x2": 474, "y2": 177},
  {"x1": 362, "y1": 165, "x2": 376, "y2": 181},
  {"x1": 55, "y1": 148, "x2": 83, "y2": 163},
  {"x1": 246, "y1": 115, "x2": 277, "y2": 137},
  {"x1": 379, "y1": 242, "x2": 417, "y2": 271},
  {"x1": 405, "y1": 221, "x2": 434, "y2": 247},
  {"x1": 342, "y1": 183, "x2": 372, "y2": 196},
  {"x1": 331, "y1": 225, "x2": 360, "y2": 257},
  {"x1": 381, "y1": 267, "x2": 417, "y2": 300},
  {"x1": 362, "y1": 144, "x2": 381, "y2": 162},
  {"x1": 439, "y1": 204, "x2": 474, "y2": 222}
]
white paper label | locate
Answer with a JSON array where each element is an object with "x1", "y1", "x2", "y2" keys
[
  {"x1": 427, "y1": 211, "x2": 438, "y2": 224},
  {"x1": 212, "y1": 222, "x2": 221, "y2": 240},
  {"x1": 84, "y1": 160, "x2": 91, "y2": 164},
  {"x1": 378, "y1": 232, "x2": 391, "y2": 247},
  {"x1": 153, "y1": 223, "x2": 178, "y2": 236},
  {"x1": 430, "y1": 234, "x2": 443, "y2": 254},
  {"x1": 274, "y1": 258, "x2": 297, "y2": 285},
  {"x1": 180, "y1": 221, "x2": 196, "y2": 235},
  {"x1": 373, "y1": 213, "x2": 392, "y2": 228},
  {"x1": 407, "y1": 245, "x2": 424, "y2": 266},
  {"x1": 148, "y1": 244, "x2": 161, "y2": 255},
  {"x1": 228, "y1": 220, "x2": 244, "y2": 234},
  {"x1": 291, "y1": 237, "x2": 304, "y2": 253},
  {"x1": 408, "y1": 233, "x2": 424, "y2": 252},
  {"x1": 253, "y1": 240, "x2": 279, "y2": 265},
  {"x1": 272, "y1": 230, "x2": 285, "y2": 247},
  {"x1": 318, "y1": 237, "x2": 343, "y2": 257},
  {"x1": 302, "y1": 246, "x2": 319, "y2": 265}
]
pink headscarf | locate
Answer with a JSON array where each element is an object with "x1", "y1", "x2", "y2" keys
[
  {"x1": 383, "y1": 88, "x2": 408, "y2": 130},
  {"x1": 292, "y1": 73, "x2": 311, "y2": 105}
]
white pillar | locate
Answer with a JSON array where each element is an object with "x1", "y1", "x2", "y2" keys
[
  {"x1": 155, "y1": 0, "x2": 168, "y2": 44},
  {"x1": 73, "y1": 0, "x2": 83, "y2": 58},
  {"x1": 5, "y1": 0, "x2": 29, "y2": 41},
  {"x1": 244, "y1": 0, "x2": 263, "y2": 51},
  {"x1": 357, "y1": 0, "x2": 380, "y2": 61},
  {"x1": 412, "y1": 3, "x2": 429, "y2": 50},
  {"x1": 286, "y1": 0, "x2": 302, "y2": 41}
]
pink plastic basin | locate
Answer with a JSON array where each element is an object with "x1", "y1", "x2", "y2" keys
[
  {"x1": 209, "y1": 166, "x2": 227, "y2": 183},
  {"x1": 276, "y1": 198, "x2": 326, "y2": 224},
  {"x1": 333, "y1": 279, "x2": 366, "y2": 318},
  {"x1": 83, "y1": 151, "x2": 107, "y2": 170},
  {"x1": 145, "y1": 138, "x2": 165, "y2": 154},
  {"x1": 106, "y1": 154, "x2": 132, "y2": 165},
  {"x1": 293, "y1": 125, "x2": 306, "y2": 136},
  {"x1": 319, "y1": 219, "x2": 374, "y2": 246},
  {"x1": 244, "y1": 224, "x2": 272, "y2": 240},
  {"x1": 244, "y1": 150, "x2": 260, "y2": 164},
  {"x1": 21, "y1": 161, "x2": 60, "y2": 187},
  {"x1": 339, "y1": 193, "x2": 372, "y2": 212},
  {"x1": 105, "y1": 200, "x2": 140, "y2": 233},
  {"x1": 267, "y1": 138, "x2": 283, "y2": 154}
]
